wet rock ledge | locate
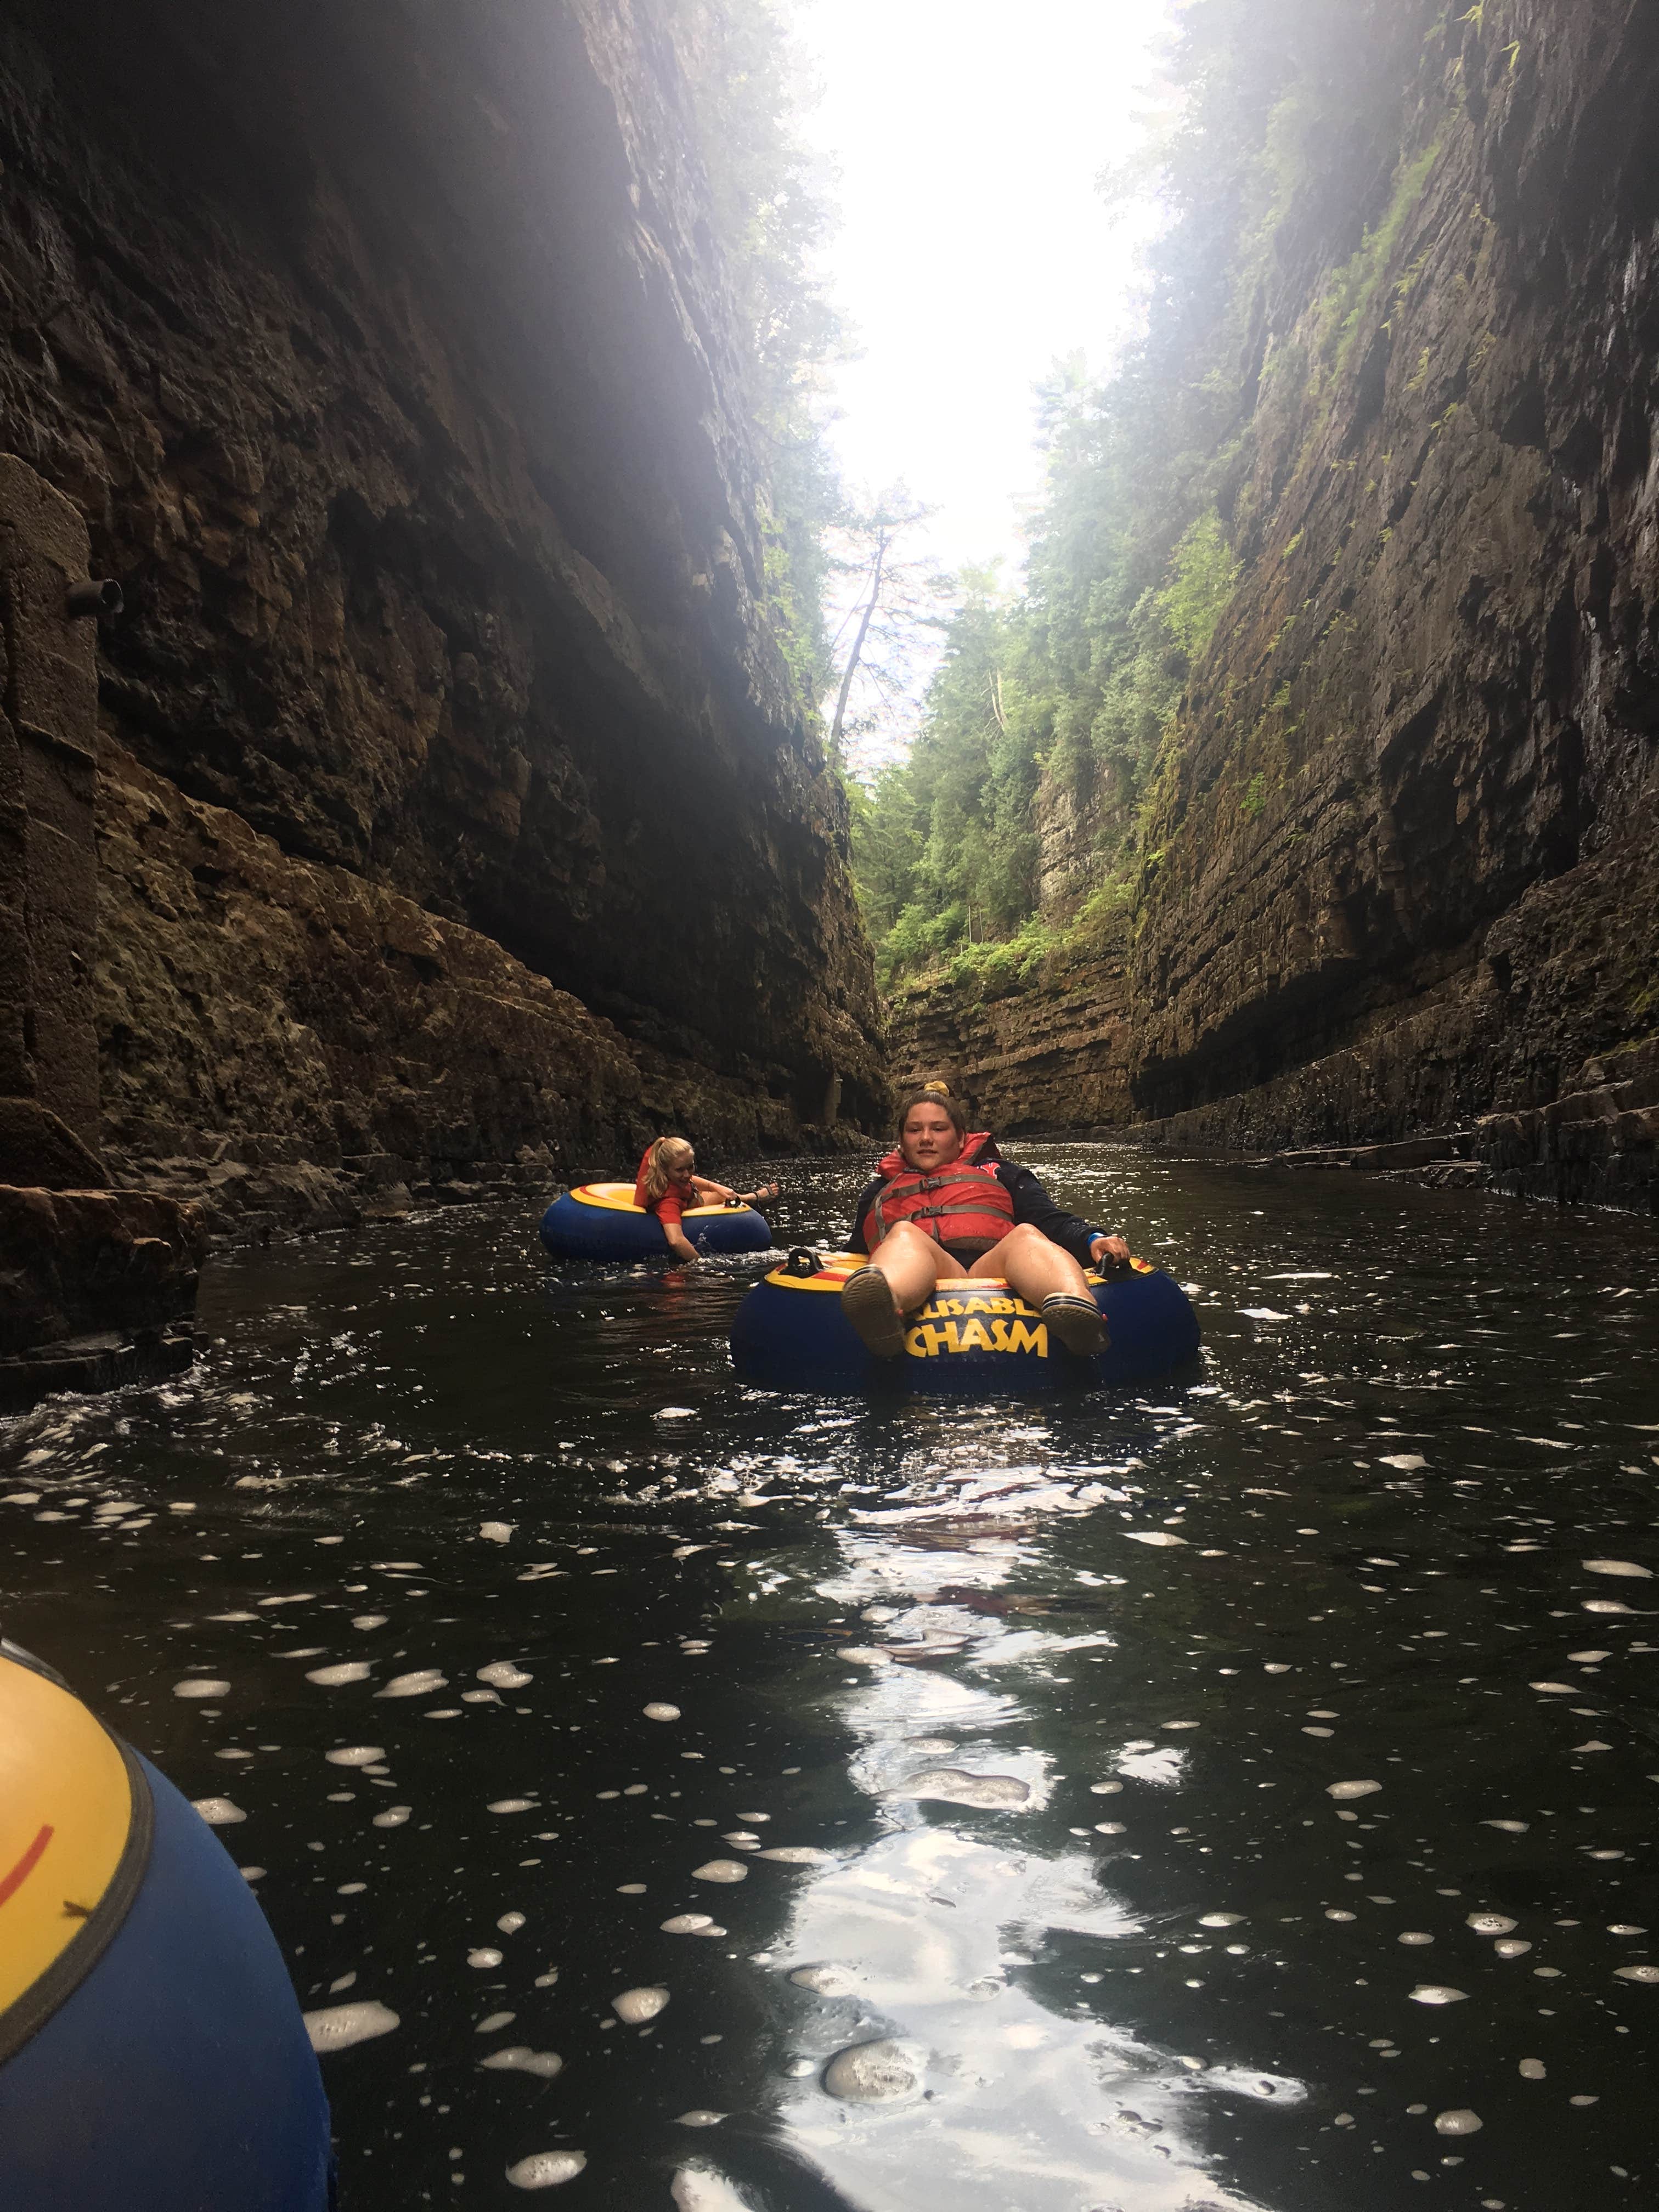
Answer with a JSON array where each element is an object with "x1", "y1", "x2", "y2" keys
[{"x1": 0, "y1": 0, "x2": 891, "y2": 1398}]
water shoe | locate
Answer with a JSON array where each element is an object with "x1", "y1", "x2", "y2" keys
[
  {"x1": 1041, "y1": 1290, "x2": 1108, "y2": 1358},
  {"x1": 840, "y1": 1266, "x2": 906, "y2": 1358}
]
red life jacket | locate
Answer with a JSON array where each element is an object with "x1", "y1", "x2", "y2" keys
[{"x1": 863, "y1": 1131, "x2": 1015, "y2": 1253}]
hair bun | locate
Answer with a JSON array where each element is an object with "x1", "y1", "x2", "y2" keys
[{"x1": 923, "y1": 1080, "x2": 952, "y2": 1097}]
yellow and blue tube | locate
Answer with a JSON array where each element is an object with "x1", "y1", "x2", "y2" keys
[
  {"x1": 539, "y1": 1181, "x2": 772, "y2": 1261},
  {"x1": 729, "y1": 1254, "x2": 1201, "y2": 1395},
  {"x1": 0, "y1": 1639, "x2": 332, "y2": 2211}
]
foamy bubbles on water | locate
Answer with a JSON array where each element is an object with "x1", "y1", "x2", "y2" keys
[
  {"x1": 662, "y1": 1914, "x2": 715, "y2": 1934},
  {"x1": 612, "y1": 1985, "x2": 669, "y2": 2024},
  {"x1": 497, "y1": 1911, "x2": 526, "y2": 1935},
  {"x1": 692, "y1": 1860, "x2": 748, "y2": 1883},
  {"x1": 372, "y1": 1805, "x2": 411, "y2": 1827},
  {"x1": 1435, "y1": 2109, "x2": 1483, "y2": 2136},
  {"x1": 478, "y1": 1662, "x2": 533, "y2": 1689},
  {"x1": 304, "y1": 2000, "x2": 399, "y2": 2052},
  {"x1": 482, "y1": 2048, "x2": 564, "y2": 2078},
  {"x1": 190, "y1": 1797, "x2": 246, "y2": 1825},
  {"x1": 479, "y1": 1522, "x2": 515, "y2": 1544},
  {"x1": 1583, "y1": 1559, "x2": 1652, "y2": 1579},
  {"x1": 1483, "y1": 1818, "x2": 1529, "y2": 1833},
  {"x1": 823, "y1": 2039, "x2": 920, "y2": 2102},
  {"x1": 892, "y1": 1767, "x2": 1030, "y2": 1810},
  {"x1": 468, "y1": 1947, "x2": 504, "y2": 1969},
  {"x1": 644, "y1": 1702, "x2": 681, "y2": 1721},
  {"x1": 505, "y1": 2150, "x2": 586, "y2": 2188},
  {"x1": 1398, "y1": 1931, "x2": 1435, "y2": 1946},
  {"x1": 1468, "y1": 1913, "x2": 1517, "y2": 1935},
  {"x1": 352, "y1": 1615, "x2": 388, "y2": 1630},
  {"x1": 674, "y1": 2111, "x2": 726, "y2": 2127},
  {"x1": 326, "y1": 1745, "x2": 386, "y2": 1767},
  {"x1": 174, "y1": 1678, "x2": 230, "y2": 1700},
  {"x1": 1614, "y1": 1964, "x2": 1659, "y2": 1983},
  {"x1": 1199, "y1": 1912, "x2": 1246, "y2": 1928},
  {"x1": 1494, "y1": 1939, "x2": 1532, "y2": 1957},
  {"x1": 1519, "y1": 2058, "x2": 1547, "y2": 2080},
  {"x1": 1408, "y1": 1985, "x2": 1468, "y2": 2005},
  {"x1": 756, "y1": 1846, "x2": 831, "y2": 1864},
  {"x1": 376, "y1": 1669, "x2": 447, "y2": 1699},
  {"x1": 307, "y1": 1662, "x2": 372, "y2": 1687},
  {"x1": 791, "y1": 1964, "x2": 858, "y2": 1996},
  {"x1": 488, "y1": 1798, "x2": 538, "y2": 1815},
  {"x1": 1089, "y1": 1780, "x2": 1124, "y2": 1796},
  {"x1": 1326, "y1": 1780, "x2": 1383, "y2": 1801}
]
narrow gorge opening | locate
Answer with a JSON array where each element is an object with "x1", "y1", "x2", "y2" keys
[{"x1": 1, "y1": 8, "x2": 1658, "y2": 2212}]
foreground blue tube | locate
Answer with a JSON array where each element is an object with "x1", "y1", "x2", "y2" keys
[
  {"x1": 730, "y1": 1254, "x2": 1201, "y2": 1395},
  {"x1": 540, "y1": 1182, "x2": 772, "y2": 1262},
  {"x1": 0, "y1": 1645, "x2": 332, "y2": 2212}
]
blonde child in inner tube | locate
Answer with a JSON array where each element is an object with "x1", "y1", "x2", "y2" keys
[{"x1": 634, "y1": 1136, "x2": 780, "y2": 1265}]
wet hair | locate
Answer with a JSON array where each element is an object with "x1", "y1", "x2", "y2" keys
[
  {"x1": 894, "y1": 1083, "x2": 969, "y2": 1141},
  {"x1": 640, "y1": 1135, "x2": 695, "y2": 1203}
]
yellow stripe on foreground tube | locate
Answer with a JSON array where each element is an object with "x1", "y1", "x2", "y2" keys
[
  {"x1": 0, "y1": 1656, "x2": 134, "y2": 2015},
  {"x1": 572, "y1": 1182, "x2": 740, "y2": 1220}
]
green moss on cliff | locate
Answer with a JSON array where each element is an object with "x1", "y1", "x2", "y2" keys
[{"x1": 853, "y1": 0, "x2": 1435, "y2": 988}]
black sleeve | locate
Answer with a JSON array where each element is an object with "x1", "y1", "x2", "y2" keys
[
  {"x1": 849, "y1": 1178, "x2": 882, "y2": 1252},
  {"x1": 997, "y1": 1161, "x2": 1110, "y2": 1268}
]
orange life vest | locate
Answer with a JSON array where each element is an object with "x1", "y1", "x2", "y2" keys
[{"x1": 863, "y1": 1131, "x2": 1015, "y2": 1253}]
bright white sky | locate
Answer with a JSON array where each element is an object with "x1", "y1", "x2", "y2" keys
[{"x1": 793, "y1": 0, "x2": 1175, "y2": 592}]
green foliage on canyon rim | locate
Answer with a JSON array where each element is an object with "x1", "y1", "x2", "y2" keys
[{"x1": 851, "y1": 0, "x2": 1440, "y2": 991}]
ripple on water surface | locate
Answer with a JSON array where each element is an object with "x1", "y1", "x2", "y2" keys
[{"x1": 3, "y1": 1152, "x2": 1658, "y2": 2207}]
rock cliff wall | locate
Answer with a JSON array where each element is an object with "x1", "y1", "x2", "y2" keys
[
  {"x1": 887, "y1": 926, "x2": 1132, "y2": 1136},
  {"x1": 896, "y1": 0, "x2": 1659, "y2": 1209},
  {"x1": 0, "y1": 458, "x2": 202, "y2": 1404},
  {"x1": 0, "y1": 0, "x2": 882, "y2": 1228}
]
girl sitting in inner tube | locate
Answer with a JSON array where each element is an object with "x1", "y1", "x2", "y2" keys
[
  {"x1": 636, "y1": 1136, "x2": 780, "y2": 1265},
  {"x1": 840, "y1": 1084, "x2": 1131, "y2": 1357}
]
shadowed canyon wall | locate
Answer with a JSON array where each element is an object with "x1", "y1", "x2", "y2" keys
[
  {"x1": 0, "y1": 0, "x2": 882, "y2": 1240},
  {"x1": 894, "y1": 0, "x2": 1659, "y2": 1207}
]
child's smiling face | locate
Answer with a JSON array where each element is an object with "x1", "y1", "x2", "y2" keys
[{"x1": 668, "y1": 1155, "x2": 696, "y2": 1188}]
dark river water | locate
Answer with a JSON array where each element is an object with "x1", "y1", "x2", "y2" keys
[{"x1": 4, "y1": 1147, "x2": 1659, "y2": 2212}]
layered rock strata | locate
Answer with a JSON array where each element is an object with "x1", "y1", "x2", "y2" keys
[
  {"x1": 887, "y1": 927, "x2": 1132, "y2": 1135},
  {"x1": 898, "y1": 2, "x2": 1659, "y2": 1211},
  {"x1": 1126, "y1": 0, "x2": 1659, "y2": 1203},
  {"x1": 97, "y1": 742, "x2": 821, "y2": 1237},
  {"x1": 0, "y1": 0, "x2": 882, "y2": 1243},
  {"x1": 0, "y1": 458, "x2": 202, "y2": 1404}
]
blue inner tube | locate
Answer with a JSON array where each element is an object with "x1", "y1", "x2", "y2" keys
[
  {"x1": 540, "y1": 1182, "x2": 772, "y2": 1261},
  {"x1": 730, "y1": 1254, "x2": 1201, "y2": 1395},
  {"x1": 0, "y1": 1644, "x2": 332, "y2": 2212}
]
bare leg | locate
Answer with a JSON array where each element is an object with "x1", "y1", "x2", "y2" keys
[
  {"x1": 967, "y1": 1223, "x2": 1088, "y2": 1301},
  {"x1": 861, "y1": 1220, "x2": 952, "y2": 1313},
  {"x1": 970, "y1": 1224, "x2": 1105, "y2": 1355},
  {"x1": 840, "y1": 1221, "x2": 953, "y2": 1355}
]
